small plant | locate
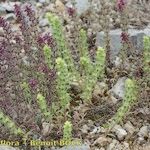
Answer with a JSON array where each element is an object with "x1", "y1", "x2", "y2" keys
[
  {"x1": 46, "y1": 13, "x2": 78, "y2": 80},
  {"x1": 80, "y1": 47, "x2": 106, "y2": 101},
  {"x1": 0, "y1": 110, "x2": 25, "y2": 136},
  {"x1": 108, "y1": 78, "x2": 137, "y2": 129},
  {"x1": 21, "y1": 81, "x2": 32, "y2": 104},
  {"x1": 117, "y1": 0, "x2": 130, "y2": 70},
  {"x1": 43, "y1": 45, "x2": 53, "y2": 70},
  {"x1": 56, "y1": 58, "x2": 71, "y2": 111},
  {"x1": 37, "y1": 93, "x2": 51, "y2": 120},
  {"x1": 63, "y1": 121, "x2": 73, "y2": 141},
  {"x1": 143, "y1": 36, "x2": 150, "y2": 82}
]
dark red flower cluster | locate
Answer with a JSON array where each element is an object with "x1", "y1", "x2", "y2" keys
[
  {"x1": 117, "y1": 0, "x2": 127, "y2": 12},
  {"x1": 121, "y1": 32, "x2": 129, "y2": 43},
  {"x1": 37, "y1": 33, "x2": 54, "y2": 48},
  {"x1": 29, "y1": 78, "x2": 38, "y2": 89},
  {"x1": 67, "y1": 6, "x2": 76, "y2": 17}
]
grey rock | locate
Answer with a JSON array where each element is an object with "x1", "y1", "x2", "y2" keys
[
  {"x1": 1, "y1": 3, "x2": 15, "y2": 13},
  {"x1": 38, "y1": 0, "x2": 48, "y2": 3},
  {"x1": 66, "y1": 0, "x2": 90, "y2": 16},
  {"x1": 0, "y1": 146, "x2": 19, "y2": 150},
  {"x1": 111, "y1": 77, "x2": 127, "y2": 99},
  {"x1": 143, "y1": 27, "x2": 150, "y2": 36},
  {"x1": 0, "y1": 6, "x2": 6, "y2": 15},
  {"x1": 96, "y1": 29, "x2": 145, "y2": 60},
  {"x1": 138, "y1": 126, "x2": 149, "y2": 138},
  {"x1": 4, "y1": 13, "x2": 15, "y2": 21},
  {"x1": 124, "y1": 121, "x2": 135, "y2": 135},
  {"x1": 112, "y1": 125, "x2": 127, "y2": 141},
  {"x1": 39, "y1": 18, "x2": 49, "y2": 27}
]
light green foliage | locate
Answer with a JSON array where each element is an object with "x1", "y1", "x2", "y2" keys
[
  {"x1": 56, "y1": 58, "x2": 71, "y2": 111},
  {"x1": 37, "y1": 93, "x2": 51, "y2": 120},
  {"x1": 80, "y1": 47, "x2": 106, "y2": 101},
  {"x1": 143, "y1": 36, "x2": 150, "y2": 81},
  {"x1": 109, "y1": 79, "x2": 137, "y2": 128},
  {"x1": 95, "y1": 47, "x2": 106, "y2": 79},
  {"x1": 21, "y1": 81, "x2": 32, "y2": 104},
  {"x1": 63, "y1": 121, "x2": 72, "y2": 140},
  {"x1": 46, "y1": 13, "x2": 77, "y2": 79},
  {"x1": 78, "y1": 29, "x2": 89, "y2": 58},
  {"x1": 79, "y1": 29, "x2": 92, "y2": 76},
  {"x1": 43, "y1": 45, "x2": 52, "y2": 69},
  {"x1": 0, "y1": 110, "x2": 25, "y2": 135}
]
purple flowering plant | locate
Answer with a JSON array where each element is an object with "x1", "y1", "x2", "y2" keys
[{"x1": 0, "y1": 3, "x2": 57, "y2": 139}]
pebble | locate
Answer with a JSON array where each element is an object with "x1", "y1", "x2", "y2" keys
[
  {"x1": 124, "y1": 121, "x2": 135, "y2": 135},
  {"x1": 112, "y1": 125, "x2": 127, "y2": 141},
  {"x1": 93, "y1": 136, "x2": 111, "y2": 147},
  {"x1": 138, "y1": 126, "x2": 149, "y2": 138},
  {"x1": 39, "y1": 18, "x2": 49, "y2": 27},
  {"x1": 0, "y1": 6, "x2": 6, "y2": 15},
  {"x1": 4, "y1": 13, "x2": 15, "y2": 21},
  {"x1": 81, "y1": 124, "x2": 90, "y2": 134},
  {"x1": 111, "y1": 77, "x2": 127, "y2": 99}
]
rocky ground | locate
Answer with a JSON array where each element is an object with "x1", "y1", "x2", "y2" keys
[{"x1": 0, "y1": 0, "x2": 150, "y2": 150}]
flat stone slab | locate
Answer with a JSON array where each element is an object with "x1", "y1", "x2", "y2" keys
[
  {"x1": 66, "y1": 0, "x2": 90, "y2": 16},
  {"x1": 96, "y1": 28, "x2": 149, "y2": 60},
  {"x1": 111, "y1": 77, "x2": 127, "y2": 99}
]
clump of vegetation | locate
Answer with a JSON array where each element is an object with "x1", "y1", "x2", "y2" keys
[
  {"x1": 108, "y1": 78, "x2": 138, "y2": 129},
  {"x1": 143, "y1": 36, "x2": 150, "y2": 82},
  {"x1": 63, "y1": 121, "x2": 73, "y2": 141},
  {"x1": 0, "y1": 110, "x2": 25, "y2": 136}
]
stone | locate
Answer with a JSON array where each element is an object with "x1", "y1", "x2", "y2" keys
[
  {"x1": 4, "y1": 13, "x2": 15, "y2": 21},
  {"x1": 143, "y1": 26, "x2": 150, "y2": 36},
  {"x1": 42, "y1": 122, "x2": 51, "y2": 136},
  {"x1": 81, "y1": 124, "x2": 90, "y2": 134},
  {"x1": 111, "y1": 77, "x2": 127, "y2": 99},
  {"x1": 96, "y1": 29, "x2": 145, "y2": 60},
  {"x1": 112, "y1": 125, "x2": 127, "y2": 141},
  {"x1": 138, "y1": 126, "x2": 149, "y2": 138},
  {"x1": 93, "y1": 82, "x2": 108, "y2": 99},
  {"x1": 39, "y1": 0, "x2": 46, "y2": 3},
  {"x1": 66, "y1": 0, "x2": 90, "y2": 16},
  {"x1": 0, "y1": 6, "x2": 6, "y2": 15},
  {"x1": 106, "y1": 139, "x2": 119, "y2": 150},
  {"x1": 39, "y1": 18, "x2": 49, "y2": 27},
  {"x1": 55, "y1": 0, "x2": 65, "y2": 13},
  {"x1": 93, "y1": 136, "x2": 111, "y2": 147},
  {"x1": 89, "y1": 126, "x2": 101, "y2": 135},
  {"x1": 0, "y1": 146, "x2": 19, "y2": 150},
  {"x1": 124, "y1": 121, "x2": 135, "y2": 135},
  {"x1": 0, "y1": 2, "x2": 20, "y2": 13}
]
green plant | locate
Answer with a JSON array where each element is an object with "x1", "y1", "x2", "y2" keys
[
  {"x1": 43, "y1": 45, "x2": 52, "y2": 70},
  {"x1": 0, "y1": 110, "x2": 25, "y2": 136},
  {"x1": 63, "y1": 121, "x2": 72, "y2": 140},
  {"x1": 56, "y1": 58, "x2": 71, "y2": 111},
  {"x1": 37, "y1": 93, "x2": 51, "y2": 120},
  {"x1": 143, "y1": 36, "x2": 150, "y2": 82},
  {"x1": 108, "y1": 78, "x2": 137, "y2": 129},
  {"x1": 21, "y1": 81, "x2": 32, "y2": 104},
  {"x1": 80, "y1": 47, "x2": 106, "y2": 102},
  {"x1": 46, "y1": 13, "x2": 78, "y2": 80}
]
